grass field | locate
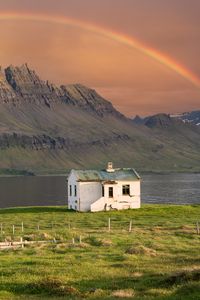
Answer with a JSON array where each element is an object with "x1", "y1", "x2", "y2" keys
[{"x1": 0, "y1": 205, "x2": 200, "y2": 299}]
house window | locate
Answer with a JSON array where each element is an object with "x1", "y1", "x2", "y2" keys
[
  {"x1": 102, "y1": 185, "x2": 105, "y2": 197},
  {"x1": 69, "y1": 185, "x2": 72, "y2": 196},
  {"x1": 122, "y1": 185, "x2": 130, "y2": 195},
  {"x1": 109, "y1": 187, "x2": 113, "y2": 198},
  {"x1": 74, "y1": 185, "x2": 77, "y2": 197}
]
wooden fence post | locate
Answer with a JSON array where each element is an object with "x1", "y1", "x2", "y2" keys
[
  {"x1": 129, "y1": 220, "x2": 132, "y2": 233},
  {"x1": 108, "y1": 218, "x2": 111, "y2": 232},
  {"x1": 21, "y1": 222, "x2": 24, "y2": 233},
  {"x1": 21, "y1": 237, "x2": 24, "y2": 248},
  {"x1": 79, "y1": 236, "x2": 82, "y2": 244},
  {"x1": 196, "y1": 222, "x2": 200, "y2": 235},
  {"x1": 72, "y1": 238, "x2": 75, "y2": 244},
  {"x1": 37, "y1": 224, "x2": 40, "y2": 231}
]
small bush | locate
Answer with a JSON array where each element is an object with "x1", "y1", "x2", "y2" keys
[
  {"x1": 125, "y1": 245, "x2": 157, "y2": 256},
  {"x1": 27, "y1": 277, "x2": 80, "y2": 296},
  {"x1": 85, "y1": 236, "x2": 102, "y2": 246},
  {"x1": 163, "y1": 269, "x2": 200, "y2": 286},
  {"x1": 23, "y1": 234, "x2": 36, "y2": 241},
  {"x1": 39, "y1": 232, "x2": 52, "y2": 240}
]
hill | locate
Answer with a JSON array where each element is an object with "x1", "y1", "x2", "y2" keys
[{"x1": 0, "y1": 64, "x2": 200, "y2": 174}]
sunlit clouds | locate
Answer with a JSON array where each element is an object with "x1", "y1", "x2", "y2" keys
[{"x1": 0, "y1": 0, "x2": 199, "y2": 116}]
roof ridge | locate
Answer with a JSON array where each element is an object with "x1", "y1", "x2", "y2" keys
[{"x1": 70, "y1": 168, "x2": 140, "y2": 181}]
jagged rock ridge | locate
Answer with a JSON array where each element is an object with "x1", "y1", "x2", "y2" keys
[{"x1": 1, "y1": 64, "x2": 123, "y2": 118}]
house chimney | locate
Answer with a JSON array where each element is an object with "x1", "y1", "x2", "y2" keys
[{"x1": 106, "y1": 162, "x2": 115, "y2": 172}]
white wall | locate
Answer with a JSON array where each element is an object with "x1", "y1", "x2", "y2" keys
[
  {"x1": 68, "y1": 170, "x2": 80, "y2": 210},
  {"x1": 79, "y1": 182, "x2": 102, "y2": 211},
  {"x1": 91, "y1": 180, "x2": 141, "y2": 211}
]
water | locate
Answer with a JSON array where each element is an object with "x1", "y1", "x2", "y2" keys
[
  {"x1": 0, "y1": 176, "x2": 67, "y2": 209},
  {"x1": 0, "y1": 173, "x2": 199, "y2": 208},
  {"x1": 142, "y1": 173, "x2": 200, "y2": 205}
]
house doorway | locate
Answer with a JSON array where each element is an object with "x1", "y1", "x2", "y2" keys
[{"x1": 109, "y1": 187, "x2": 113, "y2": 198}]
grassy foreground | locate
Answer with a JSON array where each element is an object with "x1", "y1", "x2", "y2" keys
[{"x1": 0, "y1": 205, "x2": 200, "y2": 300}]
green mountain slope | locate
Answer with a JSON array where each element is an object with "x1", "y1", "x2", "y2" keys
[{"x1": 0, "y1": 65, "x2": 200, "y2": 174}]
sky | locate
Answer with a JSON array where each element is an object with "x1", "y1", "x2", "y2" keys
[{"x1": 0, "y1": 0, "x2": 199, "y2": 116}]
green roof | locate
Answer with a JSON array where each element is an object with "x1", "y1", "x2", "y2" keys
[{"x1": 72, "y1": 168, "x2": 140, "y2": 182}]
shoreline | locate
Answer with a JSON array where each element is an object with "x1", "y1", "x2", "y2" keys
[{"x1": 0, "y1": 170, "x2": 200, "y2": 177}]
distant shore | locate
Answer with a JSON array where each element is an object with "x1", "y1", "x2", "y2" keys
[{"x1": 0, "y1": 169, "x2": 200, "y2": 177}]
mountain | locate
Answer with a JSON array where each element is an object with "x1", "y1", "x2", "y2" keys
[
  {"x1": 142, "y1": 113, "x2": 185, "y2": 129},
  {"x1": 133, "y1": 109, "x2": 200, "y2": 127},
  {"x1": 170, "y1": 110, "x2": 200, "y2": 126},
  {"x1": 132, "y1": 112, "x2": 200, "y2": 172},
  {"x1": 0, "y1": 64, "x2": 200, "y2": 174}
]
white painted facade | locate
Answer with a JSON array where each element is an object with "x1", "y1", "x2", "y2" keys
[{"x1": 67, "y1": 165, "x2": 141, "y2": 212}]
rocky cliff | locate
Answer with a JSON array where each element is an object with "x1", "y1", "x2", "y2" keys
[{"x1": 1, "y1": 64, "x2": 123, "y2": 118}]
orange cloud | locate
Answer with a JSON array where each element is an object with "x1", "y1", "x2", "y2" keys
[{"x1": 0, "y1": 10, "x2": 199, "y2": 116}]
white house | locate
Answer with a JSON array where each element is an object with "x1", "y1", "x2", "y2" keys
[{"x1": 67, "y1": 162, "x2": 141, "y2": 212}]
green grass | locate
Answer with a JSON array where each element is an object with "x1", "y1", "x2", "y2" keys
[{"x1": 0, "y1": 205, "x2": 200, "y2": 299}]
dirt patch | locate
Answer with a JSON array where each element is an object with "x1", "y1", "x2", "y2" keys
[
  {"x1": 131, "y1": 272, "x2": 143, "y2": 278},
  {"x1": 102, "y1": 239, "x2": 113, "y2": 247},
  {"x1": 112, "y1": 289, "x2": 134, "y2": 298}
]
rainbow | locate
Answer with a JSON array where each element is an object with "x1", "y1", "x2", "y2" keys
[{"x1": 0, "y1": 11, "x2": 200, "y2": 88}]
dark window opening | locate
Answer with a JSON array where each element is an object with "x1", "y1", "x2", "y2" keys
[
  {"x1": 102, "y1": 185, "x2": 105, "y2": 197},
  {"x1": 69, "y1": 185, "x2": 72, "y2": 196},
  {"x1": 122, "y1": 185, "x2": 130, "y2": 195},
  {"x1": 74, "y1": 185, "x2": 77, "y2": 197},
  {"x1": 109, "y1": 187, "x2": 113, "y2": 198}
]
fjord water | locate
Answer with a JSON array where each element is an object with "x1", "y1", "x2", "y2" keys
[{"x1": 0, "y1": 173, "x2": 199, "y2": 208}]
